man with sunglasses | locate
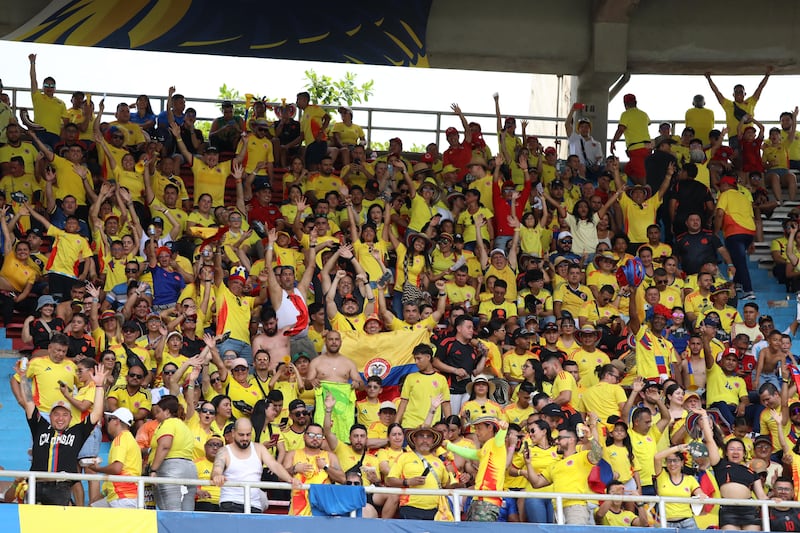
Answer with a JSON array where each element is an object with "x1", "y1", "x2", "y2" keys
[
  {"x1": 284, "y1": 422, "x2": 345, "y2": 516},
  {"x1": 27, "y1": 54, "x2": 68, "y2": 148},
  {"x1": 106, "y1": 362, "x2": 152, "y2": 433},
  {"x1": 194, "y1": 434, "x2": 224, "y2": 512},
  {"x1": 87, "y1": 407, "x2": 140, "y2": 508},
  {"x1": 280, "y1": 399, "x2": 310, "y2": 454}
]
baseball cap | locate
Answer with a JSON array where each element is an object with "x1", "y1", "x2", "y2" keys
[
  {"x1": 557, "y1": 231, "x2": 573, "y2": 241},
  {"x1": 379, "y1": 401, "x2": 397, "y2": 412},
  {"x1": 445, "y1": 127, "x2": 458, "y2": 136},
  {"x1": 544, "y1": 147, "x2": 557, "y2": 155},
  {"x1": 490, "y1": 248, "x2": 506, "y2": 257},
  {"x1": 104, "y1": 407, "x2": 134, "y2": 426},
  {"x1": 288, "y1": 399, "x2": 306, "y2": 412},
  {"x1": 623, "y1": 94, "x2": 636, "y2": 104},
  {"x1": 51, "y1": 400, "x2": 71, "y2": 412},
  {"x1": 539, "y1": 403, "x2": 564, "y2": 418}
]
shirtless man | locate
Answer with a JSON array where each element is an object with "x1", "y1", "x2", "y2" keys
[
  {"x1": 264, "y1": 228, "x2": 318, "y2": 358},
  {"x1": 306, "y1": 331, "x2": 364, "y2": 389},
  {"x1": 755, "y1": 330, "x2": 785, "y2": 389},
  {"x1": 679, "y1": 334, "x2": 707, "y2": 393},
  {"x1": 251, "y1": 308, "x2": 292, "y2": 373}
]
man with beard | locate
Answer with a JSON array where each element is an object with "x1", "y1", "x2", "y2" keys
[
  {"x1": 265, "y1": 228, "x2": 317, "y2": 357},
  {"x1": 285, "y1": 423, "x2": 346, "y2": 516},
  {"x1": 322, "y1": 393, "x2": 381, "y2": 487},
  {"x1": 251, "y1": 309, "x2": 293, "y2": 372},
  {"x1": 212, "y1": 418, "x2": 298, "y2": 513},
  {"x1": 434, "y1": 314, "x2": 487, "y2": 415},
  {"x1": 308, "y1": 331, "x2": 365, "y2": 442},
  {"x1": 527, "y1": 421, "x2": 603, "y2": 524},
  {"x1": 629, "y1": 284, "x2": 679, "y2": 382}
]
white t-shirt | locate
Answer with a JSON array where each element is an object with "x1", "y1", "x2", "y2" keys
[{"x1": 568, "y1": 132, "x2": 604, "y2": 167}]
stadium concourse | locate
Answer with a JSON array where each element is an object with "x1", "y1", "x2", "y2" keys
[{"x1": 4, "y1": 57, "x2": 800, "y2": 530}]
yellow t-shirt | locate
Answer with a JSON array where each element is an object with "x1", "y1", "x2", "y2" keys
[
  {"x1": 619, "y1": 192, "x2": 662, "y2": 243},
  {"x1": 224, "y1": 374, "x2": 265, "y2": 419},
  {"x1": 107, "y1": 385, "x2": 152, "y2": 414},
  {"x1": 685, "y1": 107, "x2": 715, "y2": 144},
  {"x1": 0, "y1": 254, "x2": 37, "y2": 292},
  {"x1": 27, "y1": 357, "x2": 78, "y2": 413},
  {"x1": 619, "y1": 108, "x2": 651, "y2": 148},
  {"x1": 554, "y1": 283, "x2": 594, "y2": 317},
  {"x1": 503, "y1": 403, "x2": 535, "y2": 426},
  {"x1": 152, "y1": 172, "x2": 189, "y2": 202},
  {"x1": 191, "y1": 158, "x2": 232, "y2": 203},
  {"x1": 502, "y1": 350, "x2": 535, "y2": 382},
  {"x1": 215, "y1": 283, "x2": 255, "y2": 344},
  {"x1": 706, "y1": 363, "x2": 747, "y2": 406},
  {"x1": 579, "y1": 381, "x2": 626, "y2": 422},
  {"x1": 237, "y1": 136, "x2": 275, "y2": 173},
  {"x1": 0, "y1": 142, "x2": 38, "y2": 182},
  {"x1": 305, "y1": 173, "x2": 344, "y2": 199},
  {"x1": 717, "y1": 188, "x2": 756, "y2": 237},
  {"x1": 541, "y1": 450, "x2": 595, "y2": 507},
  {"x1": 330, "y1": 122, "x2": 364, "y2": 146},
  {"x1": 194, "y1": 457, "x2": 220, "y2": 504},
  {"x1": 51, "y1": 155, "x2": 90, "y2": 204},
  {"x1": 721, "y1": 97, "x2": 758, "y2": 138},
  {"x1": 105, "y1": 430, "x2": 142, "y2": 501},
  {"x1": 45, "y1": 225, "x2": 92, "y2": 278},
  {"x1": 457, "y1": 207, "x2": 493, "y2": 244},
  {"x1": 356, "y1": 399, "x2": 381, "y2": 427},
  {"x1": 113, "y1": 167, "x2": 145, "y2": 202},
  {"x1": 150, "y1": 417, "x2": 195, "y2": 462},
  {"x1": 333, "y1": 441, "x2": 380, "y2": 486},
  {"x1": 388, "y1": 451, "x2": 450, "y2": 510},
  {"x1": 629, "y1": 426, "x2": 662, "y2": 487},
  {"x1": 32, "y1": 91, "x2": 67, "y2": 135},
  {"x1": 603, "y1": 443, "x2": 634, "y2": 483},
  {"x1": 655, "y1": 470, "x2": 700, "y2": 520},
  {"x1": 300, "y1": 105, "x2": 327, "y2": 145},
  {"x1": 570, "y1": 349, "x2": 610, "y2": 388},
  {"x1": 399, "y1": 371, "x2": 450, "y2": 428}
]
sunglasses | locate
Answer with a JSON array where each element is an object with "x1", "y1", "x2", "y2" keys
[
  {"x1": 125, "y1": 268, "x2": 138, "y2": 273},
  {"x1": 346, "y1": 481, "x2": 362, "y2": 486},
  {"x1": 306, "y1": 432, "x2": 324, "y2": 439},
  {"x1": 206, "y1": 442, "x2": 224, "y2": 448},
  {"x1": 210, "y1": 377, "x2": 222, "y2": 384},
  {"x1": 560, "y1": 239, "x2": 572, "y2": 244},
  {"x1": 185, "y1": 316, "x2": 197, "y2": 322},
  {"x1": 128, "y1": 373, "x2": 144, "y2": 379},
  {"x1": 200, "y1": 408, "x2": 216, "y2": 415},
  {"x1": 43, "y1": 83, "x2": 55, "y2": 88},
  {"x1": 163, "y1": 369, "x2": 176, "y2": 375},
  {"x1": 292, "y1": 410, "x2": 308, "y2": 417},
  {"x1": 233, "y1": 366, "x2": 248, "y2": 372}
]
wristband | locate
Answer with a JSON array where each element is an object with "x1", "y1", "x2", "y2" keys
[
  {"x1": 176, "y1": 139, "x2": 184, "y2": 143},
  {"x1": 727, "y1": 264, "x2": 734, "y2": 267},
  {"x1": 402, "y1": 479, "x2": 408, "y2": 488},
  {"x1": 266, "y1": 245, "x2": 274, "y2": 251}
]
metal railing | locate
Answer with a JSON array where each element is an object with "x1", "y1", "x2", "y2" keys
[
  {"x1": 2, "y1": 468, "x2": 796, "y2": 529},
  {"x1": 1, "y1": 84, "x2": 785, "y2": 155}
]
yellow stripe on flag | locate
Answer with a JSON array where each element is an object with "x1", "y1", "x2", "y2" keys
[
  {"x1": 339, "y1": 328, "x2": 429, "y2": 373},
  {"x1": 19, "y1": 504, "x2": 157, "y2": 533}
]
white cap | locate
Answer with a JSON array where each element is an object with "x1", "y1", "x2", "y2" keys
[
  {"x1": 490, "y1": 248, "x2": 506, "y2": 257},
  {"x1": 104, "y1": 407, "x2": 134, "y2": 426},
  {"x1": 557, "y1": 231, "x2": 573, "y2": 241},
  {"x1": 379, "y1": 401, "x2": 397, "y2": 411}
]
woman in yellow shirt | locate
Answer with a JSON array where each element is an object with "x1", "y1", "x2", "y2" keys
[
  {"x1": 520, "y1": 419, "x2": 559, "y2": 523},
  {"x1": 149, "y1": 395, "x2": 198, "y2": 511},
  {"x1": 388, "y1": 231, "x2": 433, "y2": 316},
  {"x1": 460, "y1": 376, "x2": 503, "y2": 436}
]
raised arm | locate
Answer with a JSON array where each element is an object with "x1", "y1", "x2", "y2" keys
[
  {"x1": 450, "y1": 103, "x2": 469, "y2": 138},
  {"x1": 28, "y1": 54, "x2": 38, "y2": 94},
  {"x1": 296, "y1": 231, "x2": 318, "y2": 296},
  {"x1": 263, "y1": 229, "x2": 283, "y2": 307},
  {"x1": 321, "y1": 392, "x2": 340, "y2": 450},
  {"x1": 27, "y1": 129, "x2": 54, "y2": 162},
  {"x1": 24, "y1": 202, "x2": 51, "y2": 230},
  {"x1": 752, "y1": 66, "x2": 773, "y2": 101},
  {"x1": 565, "y1": 104, "x2": 577, "y2": 137},
  {"x1": 627, "y1": 283, "x2": 641, "y2": 334},
  {"x1": 493, "y1": 93, "x2": 503, "y2": 134},
  {"x1": 704, "y1": 72, "x2": 725, "y2": 105},
  {"x1": 169, "y1": 121, "x2": 193, "y2": 166},
  {"x1": 657, "y1": 161, "x2": 675, "y2": 200}
]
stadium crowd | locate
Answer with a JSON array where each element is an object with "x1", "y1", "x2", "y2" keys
[{"x1": 5, "y1": 55, "x2": 800, "y2": 528}]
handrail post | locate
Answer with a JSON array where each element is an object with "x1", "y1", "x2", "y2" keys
[
  {"x1": 762, "y1": 501, "x2": 771, "y2": 532},
  {"x1": 366, "y1": 109, "x2": 372, "y2": 150},
  {"x1": 137, "y1": 479, "x2": 145, "y2": 509},
  {"x1": 555, "y1": 495, "x2": 564, "y2": 524},
  {"x1": 28, "y1": 473, "x2": 36, "y2": 505},
  {"x1": 658, "y1": 499, "x2": 667, "y2": 528},
  {"x1": 244, "y1": 482, "x2": 251, "y2": 514},
  {"x1": 452, "y1": 490, "x2": 461, "y2": 522}
]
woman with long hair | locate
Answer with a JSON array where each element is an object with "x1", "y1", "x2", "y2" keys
[
  {"x1": 460, "y1": 376, "x2": 502, "y2": 434},
  {"x1": 129, "y1": 95, "x2": 156, "y2": 134},
  {"x1": 604, "y1": 419, "x2": 637, "y2": 494},
  {"x1": 148, "y1": 395, "x2": 197, "y2": 511},
  {"x1": 374, "y1": 422, "x2": 404, "y2": 518},
  {"x1": 653, "y1": 444, "x2": 707, "y2": 528},
  {"x1": 210, "y1": 395, "x2": 233, "y2": 435},
  {"x1": 386, "y1": 229, "x2": 433, "y2": 319},
  {"x1": 580, "y1": 363, "x2": 627, "y2": 423},
  {"x1": 520, "y1": 418, "x2": 559, "y2": 523}
]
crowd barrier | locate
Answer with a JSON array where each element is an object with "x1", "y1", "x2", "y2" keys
[
  {"x1": 5, "y1": 85, "x2": 779, "y2": 153},
  {"x1": 2, "y1": 469, "x2": 798, "y2": 530}
]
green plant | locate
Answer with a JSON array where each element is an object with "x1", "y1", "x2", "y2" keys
[
  {"x1": 303, "y1": 70, "x2": 374, "y2": 107},
  {"x1": 218, "y1": 83, "x2": 247, "y2": 116}
]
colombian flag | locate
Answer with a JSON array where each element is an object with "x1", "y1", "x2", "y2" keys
[{"x1": 340, "y1": 328, "x2": 430, "y2": 400}]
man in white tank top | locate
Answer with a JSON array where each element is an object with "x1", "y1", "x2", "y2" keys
[{"x1": 212, "y1": 418, "x2": 299, "y2": 513}]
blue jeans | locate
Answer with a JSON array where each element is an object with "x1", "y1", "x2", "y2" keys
[
  {"x1": 525, "y1": 496, "x2": 554, "y2": 523},
  {"x1": 725, "y1": 233, "x2": 754, "y2": 292},
  {"x1": 711, "y1": 401, "x2": 737, "y2": 427},
  {"x1": 493, "y1": 235, "x2": 512, "y2": 252},
  {"x1": 218, "y1": 338, "x2": 252, "y2": 366},
  {"x1": 392, "y1": 290, "x2": 404, "y2": 320}
]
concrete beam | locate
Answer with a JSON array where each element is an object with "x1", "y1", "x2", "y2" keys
[{"x1": 0, "y1": 1, "x2": 50, "y2": 39}]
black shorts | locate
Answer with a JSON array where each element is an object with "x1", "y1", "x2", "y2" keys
[
  {"x1": 399, "y1": 505, "x2": 437, "y2": 520},
  {"x1": 37, "y1": 481, "x2": 74, "y2": 506},
  {"x1": 305, "y1": 141, "x2": 328, "y2": 166},
  {"x1": 719, "y1": 505, "x2": 760, "y2": 528}
]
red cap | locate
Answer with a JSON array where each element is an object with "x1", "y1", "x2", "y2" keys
[
  {"x1": 389, "y1": 137, "x2": 402, "y2": 145},
  {"x1": 720, "y1": 175, "x2": 738, "y2": 187},
  {"x1": 445, "y1": 127, "x2": 458, "y2": 136},
  {"x1": 623, "y1": 94, "x2": 636, "y2": 104},
  {"x1": 155, "y1": 246, "x2": 172, "y2": 256},
  {"x1": 501, "y1": 180, "x2": 516, "y2": 190},
  {"x1": 544, "y1": 147, "x2": 557, "y2": 155},
  {"x1": 421, "y1": 152, "x2": 434, "y2": 164}
]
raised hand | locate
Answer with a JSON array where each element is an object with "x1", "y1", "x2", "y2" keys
[
  {"x1": 324, "y1": 392, "x2": 335, "y2": 410},
  {"x1": 232, "y1": 160, "x2": 244, "y2": 180}
]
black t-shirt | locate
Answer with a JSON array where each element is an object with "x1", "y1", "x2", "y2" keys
[
  {"x1": 180, "y1": 336, "x2": 205, "y2": 358},
  {"x1": 28, "y1": 408, "x2": 94, "y2": 474},
  {"x1": 67, "y1": 334, "x2": 96, "y2": 360},
  {"x1": 273, "y1": 119, "x2": 301, "y2": 146},
  {"x1": 713, "y1": 459, "x2": 758, "y2": 489},
  {"x1": 30, "y1": 318, "x2": 65, "y2": 350},
  {"x1": 436, "y1": 337, "x2": 481, "y2": 394},
  {"x1": 669, "y1": 179, "x2": 714, "y2": 227},
  {"x1": 770, "y1": 508, "x2": 800, "y2": 532},
  {"x1": 674, "y1": 230, "x2": 722, "y2": 275}
]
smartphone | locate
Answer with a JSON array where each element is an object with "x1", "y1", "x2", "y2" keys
[
  {"x1": 57, "y1": 380, "x2": 67, "y2": 388},
  {"x1": 421, "y1": 466, "x2": 431, "y2": 477},
  {"x1": 216, "y1": 331, "x2": 232, "y2": 345},
  {"x1": 280, "y1": 417, "x2": 289, "y2": 427},
  {"x1": 522, "y1": 441, "x2": 530, "y2": 459}
]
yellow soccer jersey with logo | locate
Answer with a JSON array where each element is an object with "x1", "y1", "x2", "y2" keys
[{"x1": 191, "y1": 158, "x2": 231, "y2": 203}]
